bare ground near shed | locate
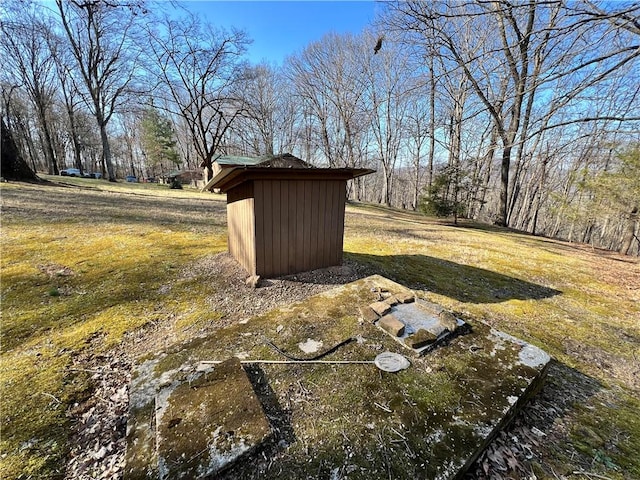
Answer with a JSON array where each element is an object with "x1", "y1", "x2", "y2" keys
[{"x1": 1, "y1": 176, "x2": 638, "y2": 480}]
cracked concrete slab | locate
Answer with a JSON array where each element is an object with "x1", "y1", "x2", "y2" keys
[
  {"x1": 125, "y1": 275, "x2": 551, "y2": 480},
  {"x1": 125, "y1": 358, "x2": 271, "y2": 479}
]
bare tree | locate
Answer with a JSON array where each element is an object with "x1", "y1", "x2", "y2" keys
[
  {"x1": 145, "y1": 13, "x2": 249, "y2": 182},
  {"x1": 1, "y1": 5, "x2": 60, "y2": 175},
  {"x1": 233, "y1": 63, "x2": 278, "y2": 155},
  {"x1": 52, "y1": 33, "x2": 88, "y2": 175},
  {"x1": 288, "y1": 33, "x2": 370, "y2": 168},
  {"x1": 405, "y1": 93, "x2": 431, "y2": 210},
  {"x1": 364, "y1": 31, "x2": 416, "y2": 206},
  {"x1": 230, "y1": 63, "x2": 301, "y2": 157},
  {"x1": 55, "y1": 0, "x2": 143, "y2": 181}
]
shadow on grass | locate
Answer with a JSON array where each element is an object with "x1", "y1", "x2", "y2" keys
[
  {"x1": 1, "y1": 181, "x2": 227, "y2": 229},
  {"x1": 465, "y1": 360, "x2": 605, "y2": 479},
  {"x1": 345, "y1": 252, "x2": 561, "y2": 303}
]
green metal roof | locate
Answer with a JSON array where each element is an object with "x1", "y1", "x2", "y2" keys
[
  {"x1": 215, "y1": 155, "x2": 265, "y2": 166},
  {"x1": 214, "y1": 153, "x2": 315, "y2": 168}
]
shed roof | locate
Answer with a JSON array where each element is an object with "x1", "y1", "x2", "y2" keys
[
  {"x1": 211, "y1": 166, "x2": 374, "y2": 193},
  {"x1": 215, "y1": 153, "x2": 313, "y2": 169},
  {"x1": 215, "y1": 155, "x2": 265, "y2": 167}
]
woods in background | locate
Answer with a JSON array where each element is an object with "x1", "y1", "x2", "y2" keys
[{"x1": 1, "y1": 0, "x2": 638, "y2": 254}]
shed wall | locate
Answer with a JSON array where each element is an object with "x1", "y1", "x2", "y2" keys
[
  {"x1": 251, "y1": 179, "x2": 347, "y2": 277},
  {"x1": 227, "y1": 182, "x2": 256, "y2": 275}
]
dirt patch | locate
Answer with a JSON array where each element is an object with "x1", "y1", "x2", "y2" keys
[
  {"x1": 180, "y1": 253, "x2": 374, "y2": 332},
  {"x1": 37, "y1": 263, "x2": 75, "y2": 278}
]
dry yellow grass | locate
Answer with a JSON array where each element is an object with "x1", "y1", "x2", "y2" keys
[{"x1": 1, "y1": 176, "x2": 638, "y2": 479}]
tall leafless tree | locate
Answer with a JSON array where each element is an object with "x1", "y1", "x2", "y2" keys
[
  {"x1": 364, "y1": 31, "x2": 416, "y2": 206},
  {"x1": 1, "y1": 5, "x2": 60, "y2": 174},
  {"x1": 55, "y1": 0, "x2": 143, "y2": 181},
  {"x1": 145, "y1": 13, "x2": 249, "y2": 181},
  {"x1": 52, "y1": 32, "x2": 87, "y2": 175},
  {"x1": 231, "y1": 63, "x2": 296, "y2": 156},
  {"x1": 288, "y1": 33, "x2": 370, "y2": 169}
]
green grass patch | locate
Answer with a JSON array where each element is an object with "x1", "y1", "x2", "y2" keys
[
  {"x1": 0, "y1": 179, "x2": 228, "y2": 478},
  {"x1": 1, "y1": 179, "x2": 639, "y2": 478}
]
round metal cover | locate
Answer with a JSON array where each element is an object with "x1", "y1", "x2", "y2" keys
[{"x1": 374, "y1": 352, "x2": 411, "y2": 372}]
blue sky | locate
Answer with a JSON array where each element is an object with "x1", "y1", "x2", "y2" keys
[{"x1": 174, "y1": 1, "x2": 381, "y2": 65}]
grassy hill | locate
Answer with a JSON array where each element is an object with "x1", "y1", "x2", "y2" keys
[{"x1": 1, "y1": 176, "x2": 638, "y2": 479}]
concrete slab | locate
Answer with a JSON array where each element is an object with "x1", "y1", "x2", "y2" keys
[
  {"x1": 125, "y1": 358, "x2": 271, "y2": 479},
  {"x1": 125, "y1": 275, "x2": 551, "y2": 480}
]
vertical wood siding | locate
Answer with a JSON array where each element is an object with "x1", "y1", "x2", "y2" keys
[
  {"x1": 227, "y1": 182, "x2": 256, "y2": 275},
  {"x1": 229, "y1": 179, "x2": 347, "y2": 277}
]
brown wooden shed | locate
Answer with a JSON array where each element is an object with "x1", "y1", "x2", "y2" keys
[{"x1": 211, "y1": 154, "x2": 373, "y2": 277}]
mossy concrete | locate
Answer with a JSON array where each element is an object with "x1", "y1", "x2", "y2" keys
[
  {"x1": 125, "y1": 275, "x2": 551, "y2": 479},
  {"x1": 125, "y1": 358, "x2": 271, "y2": 479}
]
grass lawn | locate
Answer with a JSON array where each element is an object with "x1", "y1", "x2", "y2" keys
[{"x1": 1, "y1": 176, "x2": 639, "y2": 479}]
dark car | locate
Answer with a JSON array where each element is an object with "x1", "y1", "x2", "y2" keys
[{"x1": 125, "y1": 175, "x2": 137, "y2": 182}]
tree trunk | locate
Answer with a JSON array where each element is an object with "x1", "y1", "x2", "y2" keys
[
  {"x1": 620, "y1": 206, "x2": 639, "y2": 255},
  {"x1": 531, "y1": 198, "x2": 541, "y2": 235},
  {"x1": 37, "y1": 105, "x2": 59, "y2": 175},
  {"x1": 413, "y1": 152, "x2": 420, "y2": 211},
  {"x1": 496, "y1": 145, "x2": 511, "y2": 226},
  {"x1": 428, "y1": 55, "x2": 436, "y2": 192},
  {"x1": 478, "y1": 128, "x2": 498, "y2": 216},
  {"x1": 72, "y1": 132, "x2": 83, "y2": 173},
  {"x1": 583, "y1": 221, "x2": 594, "y2": 244},
  {"x1": 529, "y1": 157, "x2": 548, "y2": 235},
  {"x1": 99, "y1": 122, "x2": 116, "y2": 181},
  {"x1": 17, "y1": 119, "x2": 39, "y2": 173},
  {"x1": 1, "y1": 119, "x2": 39, "y2": 181},
  {"x1": 67, "y1": 110, "x2": 83, "y2": 173},
  {"x1": 382, "y1": 162, "x2": 392, "y2": 207}
]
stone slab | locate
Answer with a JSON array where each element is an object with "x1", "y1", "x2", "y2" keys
[
  {"x1": 369, "y1": 301, "x2": 391, "y2": 316},
  {"x1": 125, "y1": 358, "x2": 271, "y2": 479},
  {"x1": 358, "y1": 305, "x2": 379, "y2": 323},
  {"x1": 395, "y1": 291, "x2": 416, "y2": 304},
  {"x1": 125, "y1": 275, "x2": 551, "y2": 480},
  {"x1": 405, "y1": 328, "x2": 438, "y2": 349},
  {"x1": 378, "y1": 313, "x2": 405, "y2": 337},
  {"x1": 383, "y1": 295, "x2": 399, "y2": 306}
]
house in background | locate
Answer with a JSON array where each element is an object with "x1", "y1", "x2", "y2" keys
[{"x1": 161, "y1": 169, "x2": 203, "y2": 187}]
